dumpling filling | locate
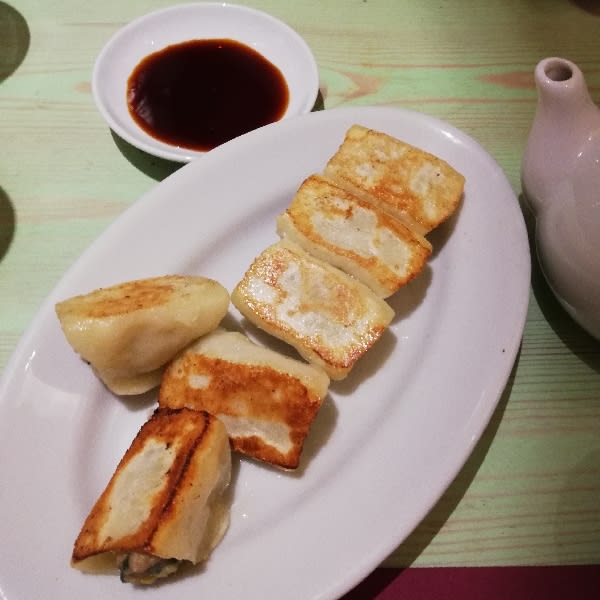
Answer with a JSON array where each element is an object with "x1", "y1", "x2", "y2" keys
[{"x1": 116, "y1": 552, "x2": 181, "y2": 584}]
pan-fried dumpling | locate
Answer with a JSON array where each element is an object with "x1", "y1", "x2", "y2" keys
[
  {"x1": 55, "y1": 275, "x2": 230, "y2": 395},
  {"x1": 276, "y1": 174, "x2": 432, "y2": 298},
  {"x1": 231, "y1": 240, "x2": 395, "y2": 380},
  {"x1": 159, "y1": 328, "x2": 330, "y2": 469},
  {"x1": 71, "y1": 407, "x2": 232, "y2": 584},
  {"x1": 324, "y1": 124, "x2": 465, "y2": 234}
]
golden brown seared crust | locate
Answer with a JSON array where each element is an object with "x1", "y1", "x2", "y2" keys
[
  {"x1": 324, "y1": 124, "x2": 465, "y2": 235},
  {"x1": 72, "y1": 408, "x2": 231, "y2": 568},
  {"x1": 56, "y1": 275, "x2": 206, "y2": 319},
  {"x1": 276, "y1": 174, "x2": 432, "y2": 298},
  {"x1": 159, "y1": 329, "x2": 330, "y2": 469},
  {"x1": 231, "y1": 240, "x2": 394, "y2": 380},
  {"x1": 55, "y1": 275, "x2": 230, "y2": 395}
]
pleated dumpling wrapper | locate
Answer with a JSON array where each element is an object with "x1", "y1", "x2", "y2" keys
[
  {"x1": 159, "y1": 328, "x2": 330, "y2": 469},
  {"x1": 55, "y1": 275, "x2": 230, "y2": 395},
  {"x1": 71, "y1": 407, "x2": 232, "y2": 584}
]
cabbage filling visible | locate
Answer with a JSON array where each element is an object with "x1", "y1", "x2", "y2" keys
[{"x1": 116, "y1": 552, "x2": 180, "y2": 584}]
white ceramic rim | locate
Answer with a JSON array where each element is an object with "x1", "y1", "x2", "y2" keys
[
  {"x1": 91, "y1": 2, "x2": 320, "y2": 162},
  {"x1": 0, "y1": 106, "x2": 531, "y2": 600}
]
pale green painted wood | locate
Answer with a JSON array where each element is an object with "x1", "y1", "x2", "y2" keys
[{"x1": 1, "y1": 0, "x2": 599, "y2": 570}]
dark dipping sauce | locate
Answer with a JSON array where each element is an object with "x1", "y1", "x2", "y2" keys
[{"x1": 127, "y1": 38, "x2": 290, "y2": 152}]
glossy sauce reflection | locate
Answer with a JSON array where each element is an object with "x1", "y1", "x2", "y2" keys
[{"x1": 127, "y1": 38, "x2": 290, "y2": 152}]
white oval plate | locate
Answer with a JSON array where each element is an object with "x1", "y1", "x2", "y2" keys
[
  {"x1": 0, "y1": 106, "x2": 530, "y2": 600},
  {"x1": 92, "y1": 2, "x2": 320, "y2": 162}
]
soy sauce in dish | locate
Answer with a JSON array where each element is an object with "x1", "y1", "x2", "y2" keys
[{"x1": 127, "y1": 38, "x2": 290, "y2": 152}]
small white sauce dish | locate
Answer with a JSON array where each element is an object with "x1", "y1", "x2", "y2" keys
[{"x1": 92, "y1": 2, "x2": 320, "y2": 162}]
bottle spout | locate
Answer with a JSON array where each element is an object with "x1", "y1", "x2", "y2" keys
[
  {"x1": 521, "y1": 57, "x2": 600, "y2": 216},
  {"x1": 534, "y1": 57, "x2": 594, "y2": 115}
]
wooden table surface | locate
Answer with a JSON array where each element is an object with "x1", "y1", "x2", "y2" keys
[{"x1": 1, "y1": 0, "x2": 599, "y2": 592}]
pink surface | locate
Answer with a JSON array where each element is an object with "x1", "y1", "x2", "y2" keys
[{"x1": 342, "y1": 566, "x2": 600, "y2": 599}]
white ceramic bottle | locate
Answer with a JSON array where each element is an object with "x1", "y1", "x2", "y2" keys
[{"x1": 521, "y1": 57, "x2": 600, "y2": 340}]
